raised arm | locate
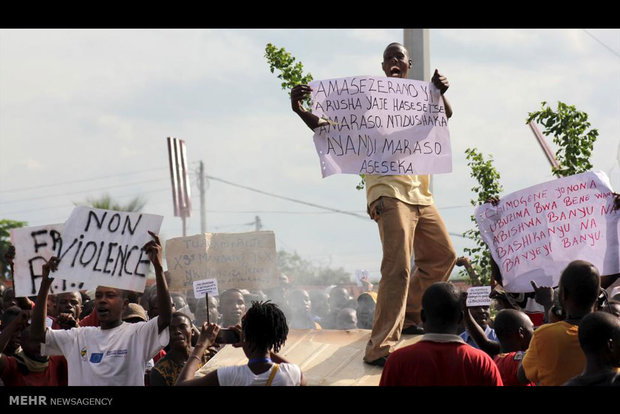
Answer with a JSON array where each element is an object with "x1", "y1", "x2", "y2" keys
[
  {"x1": 530, "y1": 280, "x2": 555, "y2": 324},
  {"x1": 432, "y1": 69, "x2": 452, "y2": 119},
  {"x1": 460, "y1": 292, "x2": 500, "y2": 357},
  {"x1": 463, "y1": 307, "x2": 500, "y2": 357},
  {"x1": 30, "y1": 257, "x2": 60, "y2": 344},
  {"x1": 175, "y1": 322, "x2": 221, "y2": 386},
  {"x1": 455, "y1": 256, "x2": 483, "y2": 286},
  {"x1": 142, "y1": 231, "x2": 171, "y2": 333},
  {"x1": 290, "y1": 84, "x2": 329, "y2": 131}
]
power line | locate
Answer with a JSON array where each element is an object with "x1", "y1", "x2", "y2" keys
[
  {"x1": 1, "y1": 178, "x2": 169, "y2": 205},
  {"x1": 204, "y1": 174, "x2": 368, "y2": 220},
  {"x1": 583, "y1": 29, "x2": 620, "y2": 59},
  {"x1": 0, "y1": 167, "x2": 163, "y2": 194},
  {"x1": 1, "y1": 187, "x2": 171, "y2": 216},
  {"x1": 206, "y1": 209, "x2": 357, "y2": 215}
]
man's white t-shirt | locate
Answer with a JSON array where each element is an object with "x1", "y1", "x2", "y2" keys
[
  {"x1": 216, "y1": 363, "x2": 302, "y2": 386},
  {"x1": 42, "y1": 316, "x2": 169, "y2": 386}
]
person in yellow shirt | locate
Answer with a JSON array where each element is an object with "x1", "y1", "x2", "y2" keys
[
  {"x1": 517, "y1": 260, "x2": 601, "y2": 386},
  {"x1": 563, "y1": 311, "x2": 620, "y2": 386},
  {"x1": 290, "y1": 42, "x2": 457, "y2": 366}
]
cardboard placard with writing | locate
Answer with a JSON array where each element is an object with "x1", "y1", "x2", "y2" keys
[
  {"x1": 165, "y1": 231, "x2": 278, "y2": 292},
  {"x1": 10, "y1": 224, "x2": 95, "y2": 297},
  {"x1": 475, "y1": 171, "x2": 619, "y2": 292},
  {"x1": 54, "y1": 207, "x2": 164, "y2": 293},
  {"x1": 466, "y1": 286, "x2": 492, "y2": 307},
  {"x1": 309, "y1": 75, "x2": 452, "y2": 177},
  {"x1": 193, "y1": 278, "x2": 219, "y2": 299}
]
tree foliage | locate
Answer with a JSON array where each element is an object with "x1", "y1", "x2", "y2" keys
[
  {"x1": 462, "y1": 148, "x2": 503, "y2": 285},
  {"x1": 77, "y1": 193, "x2": 146, "y2": 212},
  {"x1": 0, "y1": 219, "x2": 27, "y2": 280},
  {"x1": 277, "y1": 250, "x2": 351, "y2": 286},
  {"x1": 527, "y1": 101, "x2": 598, "y2": 178},
  {"x1": 264, "y1": 43, "x2": 313, "y2": 108},
  {"x1": 264, "y1": 43, "x2": 366, "y2": 190}
]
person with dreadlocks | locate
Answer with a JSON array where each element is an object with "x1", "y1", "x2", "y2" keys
[{"x1": 175, "y1": 301, "x2": 306, "y2": 386}]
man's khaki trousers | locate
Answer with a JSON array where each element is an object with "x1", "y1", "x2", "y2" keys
[{"x1": 364, "y1": 197, "x2": 457, "y2": 362}]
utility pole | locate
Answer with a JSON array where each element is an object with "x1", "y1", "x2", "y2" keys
[
  {"x1": 404, "y1": 29, "x2": 430, "y2": 82},
  {"x1": 404, "y1": 29, "x2": 432, "y2": 196},
  {"x1": 199, "y1": 161, "x2": 207, "y2": 233},
  {"x1": 404, "y1": 29, "x2": 430, "y2": 267}
]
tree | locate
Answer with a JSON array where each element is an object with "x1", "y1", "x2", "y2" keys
[
  {"x1": 461, "y1": 148, "x2": 504, "y2": 286},
  {"x1": 77, "y1": 193, "x2": 146, "y2": 212},
  {"x1": 264, "y1": 43, "x2": 314, "y2": 107},
  {"x1": 277, "y1": 250, "x2": 351, "y2": 286},
  {"x1": 0, "y1": 219, "x2": 27, "y2": 281},
  {"x1": 264, "y1": 43, "x2": 367, "y2": 191},
  {"x1": 526, "y1": 101, "x2": 598, "y2": 178}
]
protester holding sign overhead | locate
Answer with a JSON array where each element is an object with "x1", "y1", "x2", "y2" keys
[
  {"x1": 29, "y1": 231, "x2": 172, "y2": 386},
  {"x1": 291, "y1": 42, "x2": 457, "y2": 366}
]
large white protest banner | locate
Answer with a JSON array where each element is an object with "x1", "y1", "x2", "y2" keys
[
  {"x1": 10, "y1": 224, "x2": 94, "y2": 297},
  {"x1": 475, "y1": 171, "x2": 619, "y2": 292},
  {"x1": 55, "y1": 207, "x2": 164, "y2": 293},
  {"x1": 165, "y1": 231, "x2": 278, "y2": 292},
  {"x1": 309, "y1": 75, "x2": 452, "y2": 177}
]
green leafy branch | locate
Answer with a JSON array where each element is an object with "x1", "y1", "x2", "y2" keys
[
  {"x1": 265, "y1": 43, "x2": 366, "y2": 190},
  {"x1": 264, "y1": 43, "x2": 313, "y2": 109},
  {"x1": 462, "y1": 148, "x2": 503, "y2": 285},
  {"x1": 527, "y1": 101, "x2": 598, "y2": 178}
]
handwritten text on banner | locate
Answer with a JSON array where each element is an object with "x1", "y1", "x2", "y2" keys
[
  {"x1": 55, "y1": 207, "x2": 163, "y2": 293},
  {"x1": 309, "y1": 76, "x2": 452, "y2": 177},
  {"x1": 475, "y1": 171, "x2": 618, "y2": 292},
  {"x1": 165, "y1": 231, "x2": 278, "y2": 292},
  {"x1": 10, "y1": 224, "x2": 94, "y2": 297}
]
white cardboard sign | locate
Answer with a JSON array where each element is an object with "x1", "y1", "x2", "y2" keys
[
  {"x1": 10, "y1": 224, "x2": 94, "y2": 297},
  {"x1": 466, "y1": 286, "x2": 492, "y2": 307},
  {"x1": 475, "y1": 171, "x2": 619, "y2": 292},
  {"x1": 55, "y1": 206, "x2": 164, "y2": 293},
  {"x1": 309, "y1": 75, "x2": 452, "y2": 177},
  {"x1": 165, "y1": 231, "x2": 278, "y2": 292},
  {"x1": 193, "y1": 278, "x2": 219, "y2": 299}
]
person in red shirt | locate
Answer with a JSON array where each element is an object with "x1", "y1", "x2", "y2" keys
[
  {"x1": 0, "y1": 308, "x2": 67, "y2": 386},
  {"x1": 492, "y1": 309, "x2": 536, "y2": 386},
  {"x1": 379, "y1": 282, "x2": 503, "y2": 386}
]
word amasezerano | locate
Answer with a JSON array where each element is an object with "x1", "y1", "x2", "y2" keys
[{"x1": 312, "y1": 77, "x2": 432, "y2": 100}]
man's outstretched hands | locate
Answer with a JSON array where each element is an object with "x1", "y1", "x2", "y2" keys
[
  {"x1": 431, "y1": 69, "x2": 449, "y2": 95},
  {"x1": 290, "y1": 84, "x2": 312, "y2": 114},
  {"x1": 530, "y1": 280, "x2": 554, "y2": 309},
  {"x1": 196, "y1": 322, "x2": 220, "y2": 350},
  {"x1": 41, "y1": 256, "x2": 60, "y2": 285},
  {"x1": 142, "y1": 231, "x2": 163, "y2": 272}
]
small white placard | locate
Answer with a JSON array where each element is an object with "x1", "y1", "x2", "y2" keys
[
  {"x1": 193, "y1": 278, "x2": 219, "y2": 299},
  {"x1": 355, "y1": 269, "x2": 369, "y2": 286},
  {"x1": 466, "y1": 286, "x2": 492, "y2": 307}
]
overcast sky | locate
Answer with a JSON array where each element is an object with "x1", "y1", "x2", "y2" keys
[{"x1": 1, "y1": 28, "x2": 619, "y2": 283}]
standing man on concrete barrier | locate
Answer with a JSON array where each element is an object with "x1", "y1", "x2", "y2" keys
[{"x1": 291, "y1": 42, "x2": 457, "y2": 366}]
